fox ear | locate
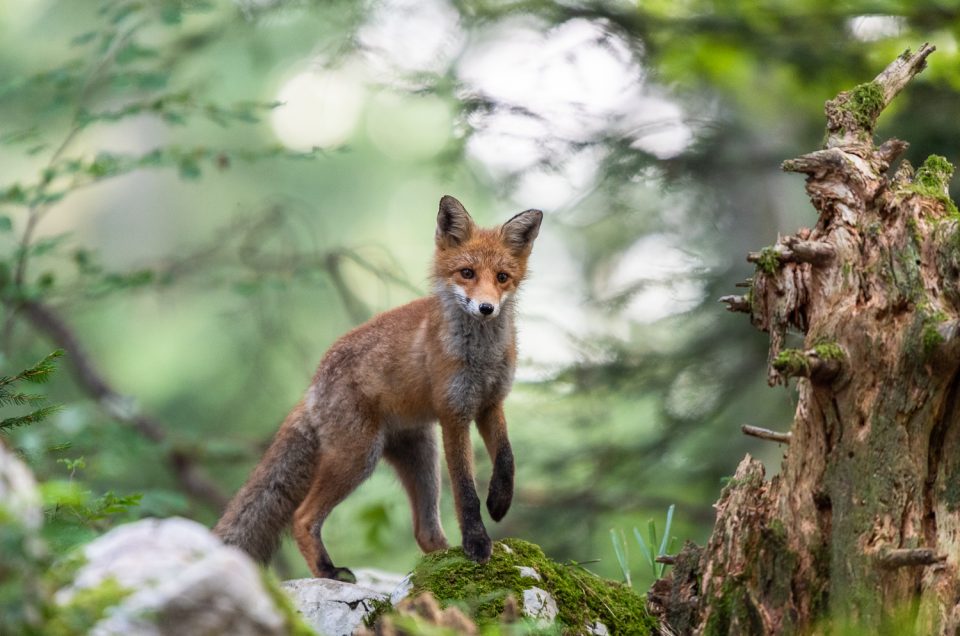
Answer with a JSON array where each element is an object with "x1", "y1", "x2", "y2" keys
[
  {"x1": 436, "y1": 195, "x2": 474, "y2": 248},
  {"x1": 501, "y1": 209, "x2": 543, "y2": 255}
]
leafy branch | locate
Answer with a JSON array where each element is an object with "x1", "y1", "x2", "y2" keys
[{"x1": 0, "y1": 350, "x2": 64, "y2": 433}]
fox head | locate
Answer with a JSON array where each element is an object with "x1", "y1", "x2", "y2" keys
[{"x1": 433, "y1": 195, "x2": 542, "y2": 321}]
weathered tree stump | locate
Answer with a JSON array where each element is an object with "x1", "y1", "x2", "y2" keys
[{"x1": 654, "y1": 44, "x2": 960, "y2": 634}]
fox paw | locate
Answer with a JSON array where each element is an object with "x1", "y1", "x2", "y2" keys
[
  {"x1": 463, "y1": 529, "x2": 492, "y2": 564},
  {"x1": 319, "y1": 566, "x2": 357, "y2": 583},
  {"x1": 486, "y1": 480, "x2": 513, "y2": 522}
]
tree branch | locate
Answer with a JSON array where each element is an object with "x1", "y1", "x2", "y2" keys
[
  {"x1": 873, "y1": 44, "x2": 936, "y2": 106},
  {"x1": 772, "y1": 347, "x2": 842, "y2": 383},
  {"x1": 877, "y1": 548, "x2": 946, "y2": 569},
  {"x1": 747, "y1": 239, "x2": 835, "y2": 267},
  {"x1": 741, "y1": 425, "x2": 791, "y2": 445},
  {"x1": 781, "y1": 237, "x2": 836, "y2": 265},
  {"x1": 823, "y1": 44, "x2": 934, "y2": 146},
  {"x1": 719, "y1": 295, "x2": 750, "y2": 313},
  {"x1": 14, "y1": 298, "x2": 229, "y2": 510}
]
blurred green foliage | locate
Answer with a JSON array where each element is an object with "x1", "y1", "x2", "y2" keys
[{"x1": 1, "y1": 0, "x2": 959, "y2": 595}]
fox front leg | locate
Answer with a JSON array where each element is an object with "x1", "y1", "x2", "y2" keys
[
  {"x1": 440, "y1": 416, "x2": 492, "y2": 563},
  {"x1": 477, "y1": 403, "x2": 514, "y2": 522}
]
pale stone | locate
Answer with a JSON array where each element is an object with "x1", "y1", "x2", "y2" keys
[
  {"x1": 522, "y1": 586, "x2": 558, "y2": 625},
  {"x1": 352, "y1": 568, "x2": 407, "y2": 595},
  {"x1": 515, "y1": 565, "x2": 542, "y2": 581},
  {"x1": 0, "y1": 443, "x2": 42, "y2": 529},
  {"x1": 282, "y1": 578, "x2": 387, "y2": 636},
  {"x1": 389, "y1": 573, "x2": 414, "y2": 605},
  {"x1": 57, "y1": 517, "x2": 288, "y2": 636}
]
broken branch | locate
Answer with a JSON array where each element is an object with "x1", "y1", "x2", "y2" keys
[
  {"x1": 781, "y1": 237, "x2": 835, "y2": 265},
  {"x1": 873, "y1": 44, "x2": 936, "y2": 106},
  {"x1": 719, "y1": 295, "x2": 751, "y2": 314},
  {"x1": 772, "y1": 346, "x2": 843, "y2": 383},
  {"x1": 15, "y1": 299, "x2": 229, "y2": 510},
  {"x1": 741, "y1": 425, "x2": 792, "y2": 445},
  {"x1": 877, "y1": 548, "x2": 946, "y2": 569},
  {"x1": 747, "y1": 240, "x2": 834, "y2": 269}
]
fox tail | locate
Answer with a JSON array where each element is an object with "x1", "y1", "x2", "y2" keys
[{"x1": 213, "y1": 410, "x2": 317, "y2": 564}]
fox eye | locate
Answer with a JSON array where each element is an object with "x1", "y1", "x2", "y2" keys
[
  {"x1": 460, "y1": 268, "x2": 475, "y2": 279},
  {"x1": 496, "y1": 272, "x2": 509, "y2": 283}
]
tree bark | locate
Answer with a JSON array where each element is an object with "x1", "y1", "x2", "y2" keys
[{"x1": 652, "y1": 45, "x2": 960, "y2": 634}]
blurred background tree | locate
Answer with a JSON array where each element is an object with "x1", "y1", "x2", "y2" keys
[{"x1": 2, "y1": 0, "x2": 959, "y2": 590}]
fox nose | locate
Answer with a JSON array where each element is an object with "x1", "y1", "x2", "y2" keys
[{"x1": 479, "y1": 303, "x2": 494, "y2": 316}]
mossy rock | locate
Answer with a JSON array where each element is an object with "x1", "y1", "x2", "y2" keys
[{"x1": 406, "y1": 538, "x2": 657, "y2": 635}]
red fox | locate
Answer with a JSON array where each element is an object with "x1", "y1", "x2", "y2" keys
[{"x1": 213, "y1": 195, "x2": 542, "y2": 580}]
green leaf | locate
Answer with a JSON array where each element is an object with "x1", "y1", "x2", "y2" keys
[
  {"x1": 610, "y1": 528, "x2": 632, "y2": 587},
  {"x1": 29, "y1": 234, "x2": 70, "y2": 258},
  {"x1": 114, "y1": 42, "x2": 157, "y2": 65},
  {"x1": 633, "y1": 526, "x2": 653, "y2": 567},
  {"x1": 3, "y1": 185, "x2": 26, "y2": 204},
  {"x1": 110, "y1": 70, "x2": 169, "y2": 90},
  {"x1": 40, "y1": 480, "x2": 89, "y2": 508},
  {"x1": 111, "y1": 1, "x2": 143, "y2": 24},
  {"x1": 658, "y1": 504, "x2": 675, "y2": 557},
  {"x1": 0, "y1": 391, "x2": 43, "y2": 408},
  {"x1": 177, "y1": 157, "x2": 201, "y2": 180},
  {"x1": 70, "y1": 31, "x2": 98, "y2": 46},
  {"x1": 0, "y1": 216, "x2": 11, "y2": 232},
  {"x1": 89, "y1": 492, "x2": 142, "y2": 519},
  {"x1": 0, "y1": 405, "x2": 63, "y2": 432},
  {"x1": 37, "y1": 272, "x2": 55, "y2": 290},
  {"x1": 160, "y1": 3, "x2": 182, "y2": 24},
  {"x1": 16, "y1": 350, "x2": 65, "y2": 385}
]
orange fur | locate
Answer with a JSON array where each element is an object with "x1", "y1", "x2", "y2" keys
[{"x1": 213, "y1": 195, "x2": 542, "y2": 578}]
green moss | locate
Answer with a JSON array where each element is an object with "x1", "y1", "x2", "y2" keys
[
  {"x1": 920, "y1": 309, "x2": 948, "y2": 358},
  {"x1": 756, "y1": 247, "x2": 780, "y2": 275},
  {"x1": 905, "y1": 155, "x2": 958, "y2": 216},
  {"x1": 915, "y1": 155, "x2": 954, "y2": 190},
  {"x1": 409, "y1": 539, "x2": 656, "y2": 634},
  {"x1": 943, "y1": 471, "x2": 960, "y2": 512},
  {"x1": 921, "y1": 324, "x2": 945, "y2": 356},
  {"x1": 259, "y1": 570, "x2": 317, "y2": 636},
  {"x1": 45, "y1": 577, "x2": 130, "y2": 636},
  {"x1": 772, "y1": 348, "x2": 808, "y2": 376},
  {"x1": 362, "y1": 596, "x2": 395, "y2": 629},
  {"x1": 888, "y1": 234, "x2": 926, "y2": 307},
  {"x1": 843, "y1": 81, "x2": 885, "y2": 129},
  {"x1": 906, "y1": 216, "x2": 922, "y2": 246},
  {"x1": 813, "y1": 342, "x2": 844, "y2": 361},
  {"x1": 703, "y1": 577, "x2": 763, "y2": 636}
]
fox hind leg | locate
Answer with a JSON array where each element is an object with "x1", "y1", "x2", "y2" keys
[
  {"x1": 293, "y1": 422, "x2": 383, "y2": 581},
  {"x1": 384, "y1": 428, "x2": 449, "y2": 553}
]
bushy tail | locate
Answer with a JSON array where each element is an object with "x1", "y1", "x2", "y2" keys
[{"x1": 213, "y1": 416, "x2": 318, "y2": 564}]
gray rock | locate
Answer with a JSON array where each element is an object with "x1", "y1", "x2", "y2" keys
[
  {"x1": 389, "y1": 573, "x2": 414, "y2": 605},
  {"x1": 586, "y1": 620, "x2": 610, "y2": 635},
  {"x1": 522, "y1": 586, "x2": 558, "y2": 625},
  {"x1": 352, "y1": 568, "x2": 407, "y2": 595},
  {"x1": 56, "y1": 517, "x2": 288, "y2": 636},
  {"x1": 282, "y1": 578, "x2": 387, "y2": 636},
  {"x1": 0, "y1": 442, "x2": 42, "y2": 530},
  {"x1": 515, "y1": 565, "x2": 542, "y2": 581}
]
